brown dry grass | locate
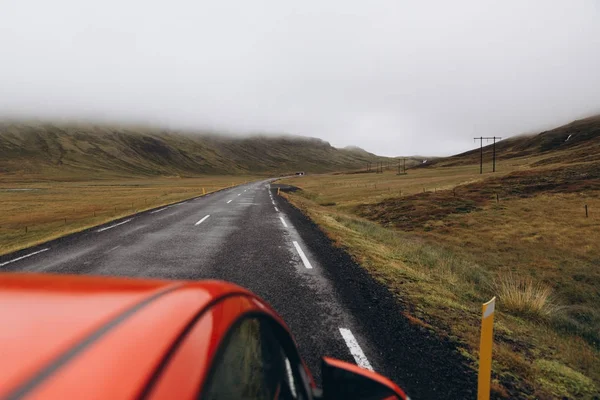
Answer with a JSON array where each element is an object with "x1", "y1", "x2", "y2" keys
[
  {"x1": 0, "y1": 175, "x2": 258, "y2": 255},
  {"x1": 494, "y1": 273, "x2": 557, "y2": 319},
  {"x1": 279, "y1": 155, "x2": 600, "y2": 398}
]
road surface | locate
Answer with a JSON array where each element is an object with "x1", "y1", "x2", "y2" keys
[{"x1": 0, "y1": 179, "x2": 475, "y2": 399}]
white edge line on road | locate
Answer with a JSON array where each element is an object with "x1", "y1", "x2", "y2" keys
[
  {"x1": 227, "y1": 200, "x2": 232, "y2": 204},
  {"x1": 195, "y1": 214, "x2": 210, "y2": 226},
  {"x1": 279, "y1": 216, "x2": 288, "y2": 228},
  {"x1": 275, "y1": 207, "x2": 279, "y2": 212},
  {"x1": 96, "y1": 219, "x2": 133, "y2": 233},
  {"x1": 338, "y1": 328, "x2": 374, "y2": 371},
  {"x1": 292, "y1": 241, "x2": 313, "y2": 269},
  {"x1": 150, "y1": 206, "x2": 169, "y2": 214},
  {"x1": 0, "y1": 248, "x2": 50, "y2": 267}
]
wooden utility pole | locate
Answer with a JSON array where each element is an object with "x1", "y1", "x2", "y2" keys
[
  {"x1": 492, "y1": 136, "x2": 500, "y2": 172},
  {"x1": 474, "y1": 137, "x2": 502, "y2": 174},
  {"x1": 397, "y1": 158, "x2": 407, "y2": 175},
  {"x1": 475, "y1": 137, "x2": 483, "y2": 174}
]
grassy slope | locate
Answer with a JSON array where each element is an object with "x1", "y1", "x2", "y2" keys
[
  {"x1": 429, "y1": 114, "x2": 600, "y2": 168},
  {"x1": 0, "y1": 122, "x2": 393, "y2": 180},
  {"x1": 279, "y1": 117, "x2": 600, "y2": 399}
]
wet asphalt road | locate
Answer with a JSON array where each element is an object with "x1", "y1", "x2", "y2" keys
[{"x1": 0, "y1": 179, "x2": 476, "y2": 399}]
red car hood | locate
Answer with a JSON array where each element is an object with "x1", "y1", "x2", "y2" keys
[{"x1": 0, "y1": 273, "x2": 255, "y2": 399}]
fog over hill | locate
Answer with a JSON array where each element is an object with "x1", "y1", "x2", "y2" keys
[{"x1": 0, "y1": 122, "x2": 392, "y2": 178}]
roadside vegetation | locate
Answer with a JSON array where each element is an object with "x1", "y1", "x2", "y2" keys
[
  {"x1": 0, "y1": 175, "x2": 257, "y2": 255},
  {"x1": 279, "y1": 152, "x2": 600, "y2": 398}
]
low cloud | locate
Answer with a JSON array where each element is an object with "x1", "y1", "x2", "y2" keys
[{"x1": 1, "y1": 0, "x2": 599, "y2": 156}]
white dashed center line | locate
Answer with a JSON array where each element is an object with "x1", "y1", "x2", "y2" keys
[
  {"x1": 238, "y1": 193, "x2": 241, "y2": 196},
  {"x1": 275, "y1": 207, "x2": 279, "y2": 212},
  {"x1": 279, "y1": 216, "x2": 288, "y2": 228},
  {"x1": 96, "y1": 219, "x2": 133, "y2": 233},
  {"x1": 227, "y1": 200, "x2": 232, "y2": 204},
  {"x1": 292, "y1": 241, "x2": 313, "y2": 269},
  {"x1": 195, "y1": 215, "x2": 210, "y2": 226},
  {"x1": 339, "y1": 328, "x2": 374, "y2": 371},
  {"x1": 0, "y1": 248, "x2": 50, "y2": 267},
  {"x1": 106, "y1": 245, "x2": 121, "y2": 253}
]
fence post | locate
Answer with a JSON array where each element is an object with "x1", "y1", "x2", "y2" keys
[
  {"x1": 585, "y1": 204, "x2": 588, "y2": 218},
  {"x1": 478, "y1": 297, "x2": 496, "y2": 400}
]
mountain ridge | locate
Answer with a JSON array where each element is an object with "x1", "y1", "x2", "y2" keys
[{"x1": 0, "y1": 122, "x2": 393, "y2": 179}]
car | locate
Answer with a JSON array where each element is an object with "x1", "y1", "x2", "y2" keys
[{"x1": 0, "y1": 273, "x2": 408, "y2": 400}]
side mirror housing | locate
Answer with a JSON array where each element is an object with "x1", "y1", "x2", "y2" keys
[{"x1": 320, "y1": 357, "x2": 408, "y2": 400}]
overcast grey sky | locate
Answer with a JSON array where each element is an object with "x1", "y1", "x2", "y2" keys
[{"x1": 1, "y1": 1, "x2": 599, "y2": 156}]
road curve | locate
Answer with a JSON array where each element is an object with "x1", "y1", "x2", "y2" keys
[{"x1": 0, "y1": 180, "x2": 476, "y2": 399}]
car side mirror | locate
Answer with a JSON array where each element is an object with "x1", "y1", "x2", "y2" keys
[{"x1": 320, "y1": 357, "x2": 408, "y2": 400}]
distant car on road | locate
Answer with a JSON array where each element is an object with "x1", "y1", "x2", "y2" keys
[
  {"x1": 295, "y1": 171, "x2": 305, "y2": 176},
  {"x1": 0, "y1": 273, "x2": 408, "y2": 400}
]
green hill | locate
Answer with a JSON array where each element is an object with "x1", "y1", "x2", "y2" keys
[{"x1": 0, "y1": 122, "x2": 393, "y2": 179}]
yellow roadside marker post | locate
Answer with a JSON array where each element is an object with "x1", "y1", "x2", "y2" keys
[
  {"x1": 277, "y1": 188, "x2": 280, "y2": 196},
  {"x1": 478, "y1": 297, "x2": 496, "y2": 400},
  {"x1": 202, "y1": 187, "x2": 206, "y2": 195}
]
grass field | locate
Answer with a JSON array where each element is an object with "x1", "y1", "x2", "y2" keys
[
  {"x1": 0, "y1": 175, "x2": 258, "y2": 255},
  {"x1": 279, "y1": 157, "x2": 600, "y2": 399}
]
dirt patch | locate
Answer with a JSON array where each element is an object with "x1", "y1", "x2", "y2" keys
[
  {"x1": 356, "y1": 162, "x2": 600, "y2": 230},
  {"x1": 464, "y1": 162, "x2": 600, "y2": 198},
  {"x1": 356, "y1": 193, "x2": 481, "y2": 231}
]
